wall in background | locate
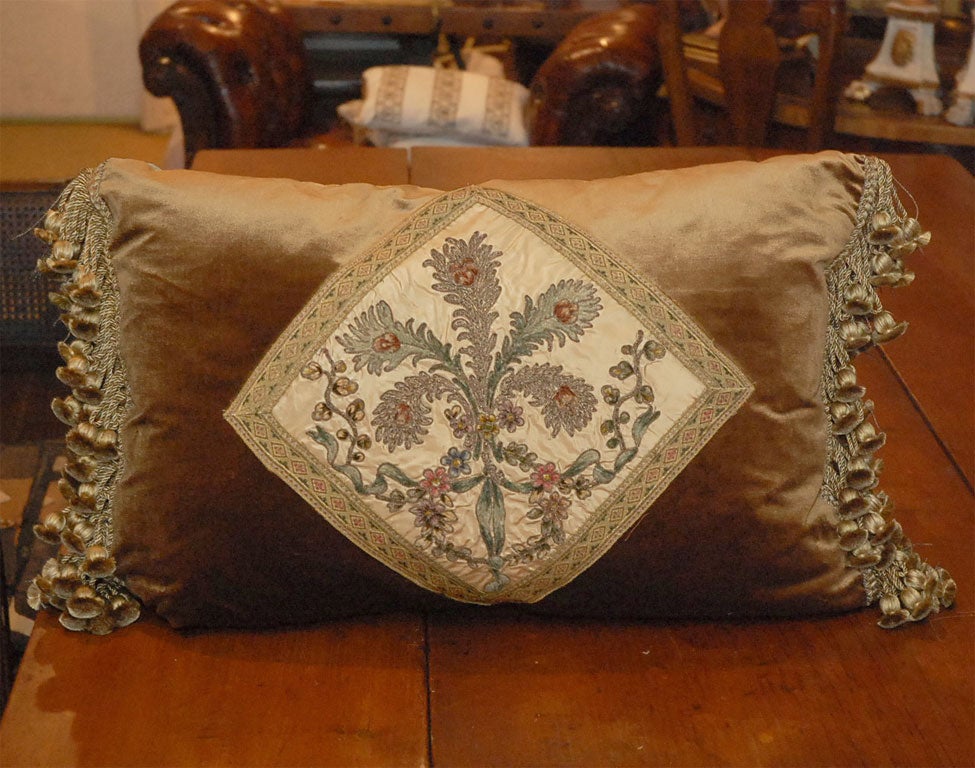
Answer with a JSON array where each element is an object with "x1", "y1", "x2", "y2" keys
[{"x1": 0, "y1": 0, "x2": 173, "y2": 125}]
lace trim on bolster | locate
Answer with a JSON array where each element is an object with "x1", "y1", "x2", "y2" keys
[
  {"x1": 823, "y1": 155, "x2": 956, "y2": 629},
  {"x1": 29, "y1": 163, "x2": 140, "y2": 634}
]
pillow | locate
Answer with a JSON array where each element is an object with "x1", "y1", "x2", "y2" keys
[
  {"x1": 29, "y1": 154, "x2": 955, "y2": 633},
  {"x1": 340, "y1": 65, "x2": 530, "y2": 147}
]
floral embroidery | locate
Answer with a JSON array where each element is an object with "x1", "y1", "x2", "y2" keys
[
  {"x1": 229, "y1": 186, "x2": 754, "y2": 605},
  {"x1": 304, "y1": 231, "x2": 668, "y2": 592}
]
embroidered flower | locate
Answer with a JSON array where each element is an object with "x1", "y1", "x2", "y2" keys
[
  {"x1": 386, "y1": 488, "x2": 406, "y2": 513},
  {"x1": 531, "y1": 462, "x2": 561, "y2": 491},
  {"x1": 502, "y1": 442, "x2": 537, "y2": 471},
  {"x1": 553, "y1": 385, "x2": 577, "y2": 407},
  {"x1": 372, "y1": 332, "x2": 401, "y2": 353},
  {"x1": 560, "y1": 475, "x2": 593, "y2": 500},
  {"x1": 444, "y1": 405, "x2": 472, "y2": 438},
  {"x1": 643, "y1": 340, "x2": 666, "y2": 361},
  {"x1": 477, "y1": 413, "x2": 499, "y2": 438},
  {"x1": 610, "y1": 361, "x2": 634, "y2": 380},
  {"x1": 346, "y1": 398, "x2": 366, "y2": 422},
  {"x1": 635, "y1": 384, "x2": 655, "y2": 405},
  {"x1": 412, "y1": 498, "x2": 455, "y2": 533},
  {"x1": 301, "y1": 361, "x2": 324, "y2": 380},
  {"x1": 497, "y1": 400, "x2": 524, "y2": 433},
  {"x1": 392, "y1": 402, "x2": 412, "y2": 424},
  {"x1": 450, "y1": 257, "x2": 479, "y2": 286},
  {"x1": 553, "y1": 300, "x2": 578, "y2": 324},
  {"x1": 539, "y1": 492, "x2": 571, "y2": 521},
  {"x1": 332, "y1": 377, "x2": 358, "y2": 396},
  {"x1": 601, "y1": 385, "x2": 620, "y2": 405},
  {"x1": 312, "y1": 402, "x2": 331, "y2": 421},
  {"x1": 441, "y1": 447, "x2": 472, "y2": 477},
  {"x1": 420, "y1": 467, "x2": 451, "y2": 497}
]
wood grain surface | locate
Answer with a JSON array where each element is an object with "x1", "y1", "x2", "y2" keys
[{"x1": 0, "y1": 615, "x2": 430, "y2": 767}]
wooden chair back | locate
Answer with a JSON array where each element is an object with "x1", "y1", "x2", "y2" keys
[{"x1": 659, "y1": 0, "x2": 847, "y2": 150}]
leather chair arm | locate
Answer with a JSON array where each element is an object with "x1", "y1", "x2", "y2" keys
[
  {"x1": 528, "y1": 5, "x2": 664, "y2": 146},
  {"x1": 140, "y1": 0, "x2": 310, "y2": 165}
]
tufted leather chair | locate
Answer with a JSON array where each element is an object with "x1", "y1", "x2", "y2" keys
[
  {"x1": 140, "y1": 0, "x2": 311, "y2": 164},
  {"x1": 141, "y1": 0, "x2": 669, "y2": 165}
]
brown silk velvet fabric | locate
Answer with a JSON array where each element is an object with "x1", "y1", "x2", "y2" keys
[{"x1": 103, "y1": 154, "x2": 865, "y2": 629}]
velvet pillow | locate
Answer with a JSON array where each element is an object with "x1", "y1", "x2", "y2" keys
[{"x1": 29, "y1": 154, "x2": 955, "y2": 633}]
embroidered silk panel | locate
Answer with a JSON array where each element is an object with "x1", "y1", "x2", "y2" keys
[{"x1": 227, "y1": 187, "x2": 752, "y2": 602}]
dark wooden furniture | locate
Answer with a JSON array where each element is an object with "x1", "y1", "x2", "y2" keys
[
  {"x1": 658, "y1": 0, "x2": 848, "y2": 150},
  {"x1": 139, "y1": 0, "x2": 665, "y2": 164},
  {"x1": 657, "y1": 0, "x2": 974, "y2": 153},
  {"x1": 0, "y1": 146, "x2": 971, "y2": 767}
]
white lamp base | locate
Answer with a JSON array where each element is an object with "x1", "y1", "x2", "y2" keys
[
  {"x1": 844, "y1": 1, "x2": 943, "y2": 116},
  {"x1": 943, "y1": 10, "x2": 975, "y2": 126}
]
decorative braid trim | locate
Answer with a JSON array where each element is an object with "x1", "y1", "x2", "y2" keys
[
  {"x1": 28, "y1": 163, "x2": 140, "y2": 634},
  {"x1": 823, "y1": 156, "x2": 956, "y2": 628}
]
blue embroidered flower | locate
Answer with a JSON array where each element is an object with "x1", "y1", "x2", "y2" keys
[{"x1": 441, "y1": 447, "x2": 472, "y2": 477}]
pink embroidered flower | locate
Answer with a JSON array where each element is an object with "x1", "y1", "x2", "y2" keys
[
  {"x1": 419, "y1": 467, "x2": 451, "y2": 497},
  {"x1": 372, "y1": 332, "x2": 401, "y2": 353},
  {"x1": 553, "y1": 300, "x2": 578, "y2": 324},
  {"x1": 553, "y1": 385, "x2": 577, "y2": 407},
  {"x1": 393, "y1": 402, "x2": 413, "y2": 425},
  {"x1": 531, "y1": 462, "x2": 561, "y2": 491},
  {"x1": 450, "y1": 257, "x2": 479, "y2": 286}
]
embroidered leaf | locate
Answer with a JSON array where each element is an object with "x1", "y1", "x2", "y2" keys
[
  {"x1": 475, "y1": 476, "x2": 506, "y2": 558},
  {"x1": 497, "y1": 475, "x2": 534, "y2": 494},
  {"x1": 501, "y1": 280, "x2": 602, "y2": 365},
  {"x1": 372, "y1": 372, "x2": 458, "y2": 451},
  {"x1": 376, "y1": 462, "x2": 417, "y2": 488},
  {"x1": 307, "y1": 425, "x2": 339, "y2": 463},
  {"x1": 563, "y1": 448, "x2": 601, "y2": 478},
  {"x1": 451, "y1": 474, "x2": 485, "y2": 494},
  {"x1": 631, "y1": 407, "x2": 661, "y2": 445},
  {"x1": 424, "y1": 232, "x2": 502, "y2": 392},
  {"x1": 501, "y1": 363, "x2": 597, "y2": 437},
  {"x1": 592, "y1": 465, "x2": 615, "y2": 485},
  {"x1": 336, "y1": 300, "x2": 452, "y2": 375},
  {"x1": 614, "y1": 447, "x2": 638, "y2": 472}
]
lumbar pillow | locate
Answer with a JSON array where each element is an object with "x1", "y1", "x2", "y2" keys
[
  {"x1": 339, "y1": 65, "x2": 531, "y2": 147},
  {"x1": 30, "y1": 153, "x2": 954, "y2": 633}
]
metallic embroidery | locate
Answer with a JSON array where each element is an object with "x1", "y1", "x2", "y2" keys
[{"x1": 228, "y1": 186, "x2": 753, "y2": 603}]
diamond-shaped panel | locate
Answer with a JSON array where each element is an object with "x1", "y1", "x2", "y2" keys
[{"x1": 227, "y1": 186, "x2": 752, "y2": 605}]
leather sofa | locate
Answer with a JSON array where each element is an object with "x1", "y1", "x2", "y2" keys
[{"x1": 140, "y1": 0, "x2": 681, "y2": 165}]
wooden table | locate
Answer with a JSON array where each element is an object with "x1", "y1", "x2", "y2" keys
[{"x1": 1, "y1": 147, "x2": 971, "y2": 767}]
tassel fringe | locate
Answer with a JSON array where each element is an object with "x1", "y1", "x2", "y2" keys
[
  {"x1": 823, "y1": 156, "x2": 955, "y2": 628},
  {"x1": 30, "y1": 163, "x2": 140, "y2": 634}
]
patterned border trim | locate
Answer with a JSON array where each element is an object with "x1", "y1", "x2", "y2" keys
[
  {"x1": 822, "y1": 156, "x2": 955, "y2": 628},
  {"x1": 227, "y1": 186, "x2": 753, "y2": 605},
  {"x1": 374, "y1": 66, "x2": 409, "y2": 123},
  {"x1": 482, "y1": 77, "x2": 514, "y2": 140},
  {"x1": 428, "y1": 68, "x2": 462, "y2": 130}
]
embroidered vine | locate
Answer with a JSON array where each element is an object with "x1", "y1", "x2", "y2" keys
[{"x1": 302, "y1": 231, "x2": 665, "y2": 592}]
